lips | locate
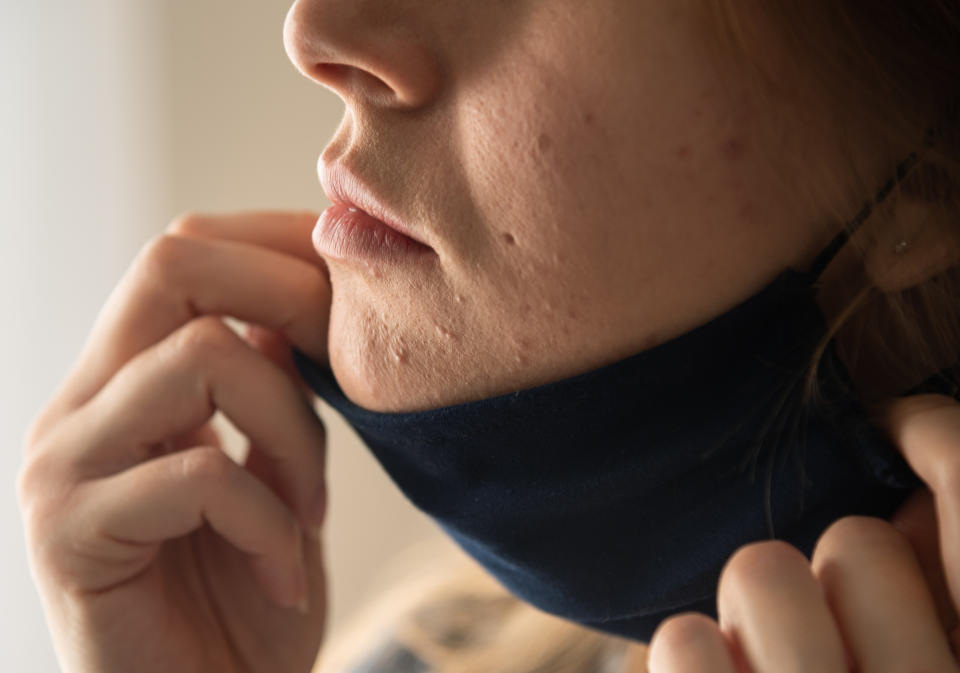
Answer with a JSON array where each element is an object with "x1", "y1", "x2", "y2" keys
[
  {"x1": 315, "y1": 160, "x2": 435, "y2": 265},
  {"x1": 318, "y1": 160, "x2": 428, "y2": 246}
]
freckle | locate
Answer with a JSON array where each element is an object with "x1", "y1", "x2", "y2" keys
[
  {"x1": 721, "y1": 137, "x2": 747, "y2": 161},
  {"x1": 676, "y1": 145, "x2": 691, "y2": 159},
  {"x1": 503, "y1": 232, "x2": 517, "y2": 246},
  {"x1": 584, "y1": 112, "x2": 595, "y2": 126},
  {"x1": 536, "y1": 133, "x2": 552, "y2": 152}
]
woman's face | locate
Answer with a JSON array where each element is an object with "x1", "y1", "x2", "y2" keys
[{"x1": 284, "y1": 0, "x2": 874, "y2": 412}]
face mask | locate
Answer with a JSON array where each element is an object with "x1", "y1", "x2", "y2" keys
[{"x1": 292, "y1": 144, "x2": 955, "y2": 642}]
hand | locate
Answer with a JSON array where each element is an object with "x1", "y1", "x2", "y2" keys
[
  {"x1": 645, "y1": 518, "x2": 958, "y2": 671},
  {"x1": 18, "y1": 212, "x2": 330, "y2": 673},
  {"x1": 644, "y1": 393, "x2": 960, "y2": 672}
]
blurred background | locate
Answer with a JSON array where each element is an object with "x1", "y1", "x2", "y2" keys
[{"x1": 1, "y1": 2, "x2": 454, "y2": 669}]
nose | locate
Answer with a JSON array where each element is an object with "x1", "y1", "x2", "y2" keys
[{"x1": 283, "y1": 0, "x2": 442, "y2": 110}]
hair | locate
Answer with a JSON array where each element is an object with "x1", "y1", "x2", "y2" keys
[
  {"x1": 315, "y1": 542, "x2": 636, "y2": 673},
  {"x1": 704, "y1": 1, "x2": 960, "y2": 417}
]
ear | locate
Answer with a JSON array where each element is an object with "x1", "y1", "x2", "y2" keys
[{"x1": 863, "y1": 200, "x2": 960, "y2": 292}]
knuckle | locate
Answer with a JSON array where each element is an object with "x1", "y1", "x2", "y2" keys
[
  {"x1": 16, "y1": 444, "x2": 58, "y2": 511},
  {"x1": 813, "y1": 515, "x2": 910, "y2": 564},
  {"x1": 170, "y1": 316, "x2": 239, "y2": 367},
  {"x1": 16, "y1": 455, "x2": 67, "y2": 539},
  {"x1": 136, "y1": 233, "x2": 189, "y2": 286},
  {"x1": 651, "y1": 613, "x2": 720, "y2": 655},
  {"x1": 178, "y1": 447, "x2": 234, "y2": 485},
  {"x1": 935, "y1": 453, "x2": 960, "y2": 494},
  {"x1": 720, "y1": 539, "x2": 807, "y2": 596},
  {"x1": 16, "y1": 457, "x2": 40, "y2": 513},
  {"x1": 166, "y1": 211, "x2": 211, "y2": 237}
]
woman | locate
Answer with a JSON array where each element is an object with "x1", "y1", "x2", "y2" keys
[{"x1": 17, "y1": 0, "x2": 960, "y2": 671}]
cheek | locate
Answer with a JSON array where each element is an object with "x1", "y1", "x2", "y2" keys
[{"x1": 454, "y1": 62, "x2": 615, "y2": 282}]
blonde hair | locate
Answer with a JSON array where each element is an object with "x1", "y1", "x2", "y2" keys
[{"x1": 316, "y1": 541, "x2": 640, "y2": 673}]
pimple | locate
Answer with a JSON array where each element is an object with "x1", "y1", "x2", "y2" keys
[
  {"x1": 389, "y1": 344, "x2": 408, "y2": 365},
  {"x1": 503, "y1": 232, "x2": 517, "y2": 246},
  {"x1": 434, "y1": 323, "x2": 456, "y2": 340},
  {"x1": 721, "y1": 136, "x2": 747, "y2": 161}
]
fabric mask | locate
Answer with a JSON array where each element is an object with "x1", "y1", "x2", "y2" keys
[{"x1": 292, "y1": 142, "x2": 956, "y2": 642}]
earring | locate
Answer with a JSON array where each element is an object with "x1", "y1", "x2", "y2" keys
[{"x1": 894, "y1": 239, "x2": 910, "y2": 254}]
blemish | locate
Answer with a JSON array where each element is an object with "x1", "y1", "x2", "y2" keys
[
  {"x1": 536, "y1": 133, "x2": 553, "y2": 152},
  {"x1": 676, "y1": 145, "x2": 691, "y2": 159},
  {"x1": 584, "y1": 111, "x2": 595, "y2": 126},
  {"x1": 503, "y1": 232, "x2": 517, "y2": 246},
  {"x1": 434, "y1": 323, "x2": 456, "y2": 340},
  {"x1": 721, "y1": 137, "x2": 747, "y2": 161}
]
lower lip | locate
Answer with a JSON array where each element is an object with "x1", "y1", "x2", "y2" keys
[{"x1": 312, "y1": 204, "x2": 434, "y2": 265}]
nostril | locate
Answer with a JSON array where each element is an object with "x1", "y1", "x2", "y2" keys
[{"x1": 313, "y1": 63, "x2": 395, "y2": 101}]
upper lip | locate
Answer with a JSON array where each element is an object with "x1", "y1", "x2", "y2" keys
[{"x1": 319, "y1": 161, "x2": 426, "y2": 246}]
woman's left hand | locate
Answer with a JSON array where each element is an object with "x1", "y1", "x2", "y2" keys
[{"x1": 645, "y1": 393, "x2": 960, "y2": 672}]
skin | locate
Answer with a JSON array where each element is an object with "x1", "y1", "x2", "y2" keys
[
  {"x1": 283, "y1": 0, "x2": 902, "y2": 412},
  {"x1": 15, "y1": 1, "x2": 960, "y2": 671}
]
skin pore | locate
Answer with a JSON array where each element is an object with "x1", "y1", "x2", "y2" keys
[{"x1": 284, "y1": 0, "x2": 910, "y2": 413}]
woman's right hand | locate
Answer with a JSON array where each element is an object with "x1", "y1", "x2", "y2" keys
[{"x1": 17, "y1": 212, "x2": 331, "y2": 673}]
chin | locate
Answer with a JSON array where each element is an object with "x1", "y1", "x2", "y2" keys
[{"x1": 326, "y1": 292, "x2": 457, "y2": 413}]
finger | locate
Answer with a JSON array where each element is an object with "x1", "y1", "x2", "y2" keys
[
  {"x1": 57, "y1": 317, "x2": 326, "y2": 530},
  {"x1": 169, "y1": 210, "x2": 323, "y2": 266},
  {"x1": 888, "y1": 488, "x2": 958, "y2": 632},
  {"x1": 243, "y1": 324, "x2": 313, "y2": 400},
  {"x1": 717, "y1": 541, "x2": 848, "y2": 673},
  {"x1": 811, "y1": 516, "x2": 960, "y2": 673},
  {"x1": 43, "y1": 223, "x2": 330, "y2": 428},
  {"x1": 882, "y1": 394, "x2": 960, "y2": 620},
  {"x1": 71, "y1": 446, "x2": 308, "y2": 610},
  {"x1": 648, "y1": 613, "x2": 737, "y2": 673}
]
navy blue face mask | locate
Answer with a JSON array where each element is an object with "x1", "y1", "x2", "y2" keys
[{"x1": 292, "y1": 142, "x2": 956, "y2": 642}]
